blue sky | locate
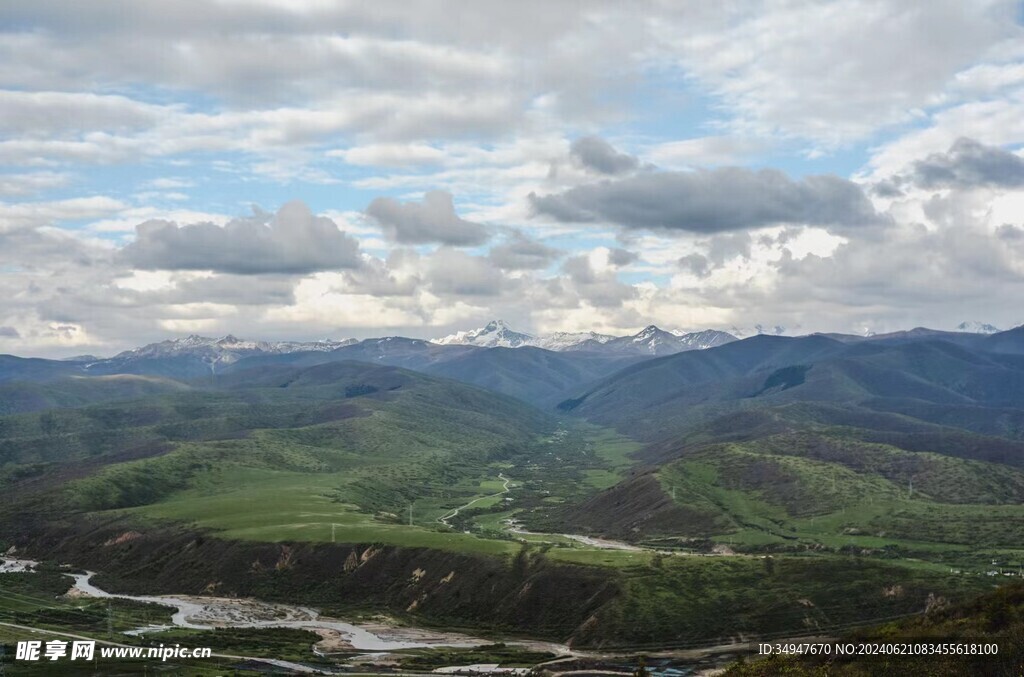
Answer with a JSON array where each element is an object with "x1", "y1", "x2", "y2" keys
[{"x1": 2, "y1": 1, "x2": 1024, "y2": 356}]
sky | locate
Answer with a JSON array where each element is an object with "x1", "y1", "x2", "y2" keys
[{"x1": 2, "y1": 1, "x2": 1024, "y2": 357}]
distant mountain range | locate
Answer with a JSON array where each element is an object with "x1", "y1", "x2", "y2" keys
[
  {"x1": 956, "y1": 321, "x2": 1002, "y2": 334},
  {"x1": 75, "y1": 334, "x2": 358, "y2": 377},
  {"x1": 0, "y1": 320, "x2": 1018, "y2": 394},
  {"x1": 104, "y1": 334, "x2": 356, "y2": 365},
  {"x1": 727, "y1": 324, "x2": 788, "y2": 338},
  {"x1": 433, "y1": 319, "x2": 736, "y2": 355}
]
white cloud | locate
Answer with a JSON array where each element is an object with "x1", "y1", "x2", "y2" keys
[
  {"x1": 0, "y1": 196, "x2": 127, "y2": 232},
  {"x1": 0, "y1": 171, "x2": 70, "y2": 197},
  {"x1": 144, "y1": 177, "x2": 195, "y2": 190},
  {"x1": 646, "y1": 136, "x2": 764, "y2": 168},
  {"x1": 366, "y1": 191, "x2": 491, "y2": 246},
  {"x1": 660, "y1": 0, "x2": 1019, "y2": 146},
  {"x1": 122, "y1": 200, "x2": 363, "y2": 274},
  {"x1": 328, "y1": 143, "x2": 446, "y2": 167},
  {"x1": 864, "y1": 90, "x2": 1024, "y2": 180}
]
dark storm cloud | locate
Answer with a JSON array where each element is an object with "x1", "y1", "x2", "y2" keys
[
  {"x1": 366, "y1": 190, "x2": 490, "y2": 246},
  {"x1": 530, "y1": 167, "x2": 884, "y2": 233},
  {"x1": 569, "y1": 135, "x2": 639, "y2": 175},
  {"x1": 122, "y1": 200, "x2": 362, "y2": 275},
  {"x1": 910, "y1": 138, "x2": 1024, "y2": 190}
]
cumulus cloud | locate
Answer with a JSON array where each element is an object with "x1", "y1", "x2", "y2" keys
[
  {"x1": 488, "y1": 231, "x2": 560, "y2": 270},
  {"x1": 366, "y1": 190, "x2": 490, "y2": 246},
  {"x1": 569, "y1": 136, "x2": 639, "y2": 175},
  {"x1": 122, "y1": 200, "x2": 362, "y2": 275},
  {"x1": 562, "y1": 254, "x2": 636, "y2": 308},
  {"x1": 607, "y1": 247, "x2": 638, "y2": 267},
  {"x1": 678, "y1": 253, "x2": 711, "y2": 278},
  {"x1": 908, "y1": 138, "x2": 1024, "y2": 190},
  {"x1": 531, "y1": 167, "x2": 884, "y2": 233},
  {"x1": 340, "y1": 250, "x2": 421, "y2": 297},
  {"x1": 706, "y1": 232, "x2": 753, "y2": 264},
  {"x1": 0, "y1": 326, "x2": 20, "y2": 338},
  {"x1": 426, "y1": 248, "x2": 504, "y2": 296}
]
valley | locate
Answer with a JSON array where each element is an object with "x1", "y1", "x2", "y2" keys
[{"x1": 3, "y1": 324, "x2": 1024, "y2": 672}]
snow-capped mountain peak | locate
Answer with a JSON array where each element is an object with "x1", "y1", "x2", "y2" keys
[
  {"x1": 532, "y1": 330, "x2": 616, "y2": 351},
  {"x1": 434, "y1": 320, "x2": 536, "y2": 348},
  {"x1": 677, "y1": 329, "x2": 739, "y2": 350},
  {"x1": 108, "y1": 334, "x2": 356, "y2": 363},
  {"x1": 576, "y1": 325, "x2": 733, "y2": 356},
  {"x1": 434, "y1": 321, "x2": 737, "y2": 355},
  {"x1": 956, "y1": 321, "x2": 1001, "y2": 334},
  {"x1": 633, "y1": 325, "x2": 663, "y2": 342}
]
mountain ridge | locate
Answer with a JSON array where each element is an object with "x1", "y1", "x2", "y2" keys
[{"x1": 433, "y1": 319, "x2": 737, "y2": 355}]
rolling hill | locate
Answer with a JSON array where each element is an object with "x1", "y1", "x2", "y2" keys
[
  {"x1": 5, "y1": 326, "x2": 1024, "y2": 648},
  {"x1": 531, "y1": 332, "x2": 1024, "y2": 559},
  {"x1": 221, "y1": 338, "x2": 648, "y2": 406}
]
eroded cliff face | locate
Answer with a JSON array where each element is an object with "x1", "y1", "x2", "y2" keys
[{"x1": 5, "y1": 515, "x2": 620, "y2": 645}]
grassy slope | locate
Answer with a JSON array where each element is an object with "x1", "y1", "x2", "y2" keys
[
  {"x1": 575, "y1": 554, "x2": 986, "y2": 648},
  {"x1": 644, "y1": 433, "x2": 1024, "y2": 560}
]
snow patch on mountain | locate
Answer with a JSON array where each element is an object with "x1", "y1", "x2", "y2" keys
[
  {"x1": 108, "y1": 334, "x2": 356, "y2": 365},
  {"x1": 956, "y1": 321, "x2": 1001, "y2": 334},
  {"x1": 677, "y1": 329, "x2": 739, "y2": 350},
  {"x1": 434, "y1": 320, "x2": 736, "y2": 355},
  {"x1": 434, "y1": 320, "x2": 535, "y2": 348},
  {"x1": 606, "y1": 325, "x2": 736, "y2": 355},
  {"x1": 532, "y1": 331, "x2": 616, "y2": 351}
]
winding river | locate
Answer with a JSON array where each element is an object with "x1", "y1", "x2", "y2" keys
[{"x1": 3, "y1": 558, "x2": 567, "y2": 655}]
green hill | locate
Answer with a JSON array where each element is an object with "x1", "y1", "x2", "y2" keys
[{"x1": 724, "y1": 582, "x2": 1024, "y2": 676}]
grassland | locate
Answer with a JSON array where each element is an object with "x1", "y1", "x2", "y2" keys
[
  {"x1": 126, "y1": 466, "x2": 522, "y2": 555},
  {"x1": 73, "y1": 417, "x2": 649, "y2": 559},
  {"x1": 645, "y1": 432, "x2": 1024, "y2": 573}
]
